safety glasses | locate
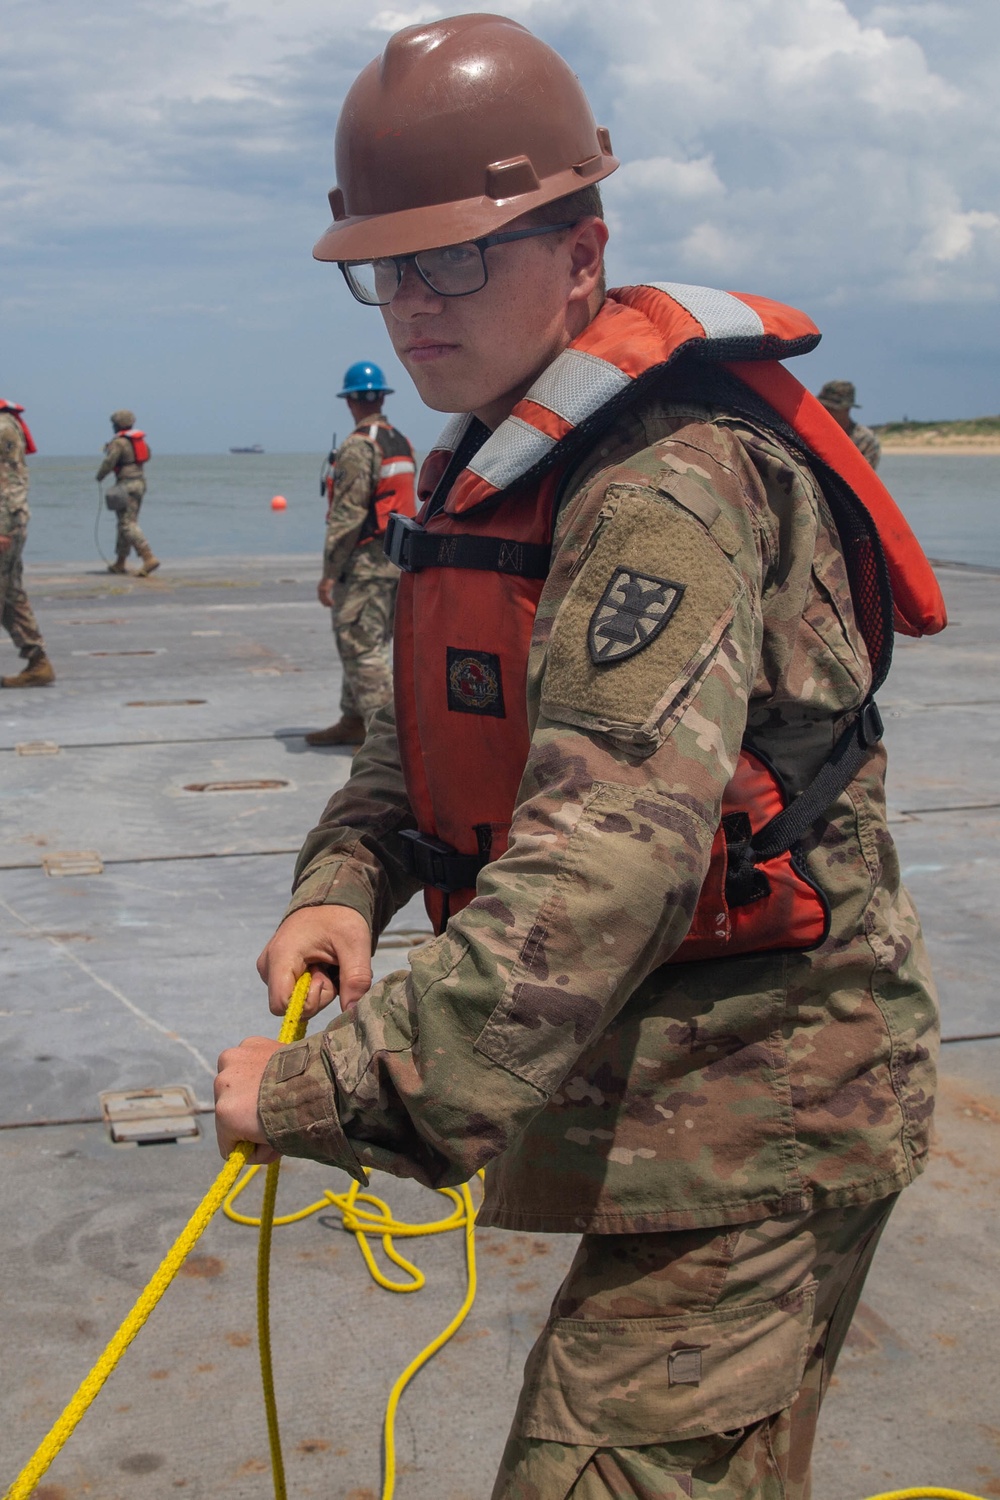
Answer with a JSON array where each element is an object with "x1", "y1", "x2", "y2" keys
[{"x1": 340, "y1": 222, "x2": 577, "y2": 306}]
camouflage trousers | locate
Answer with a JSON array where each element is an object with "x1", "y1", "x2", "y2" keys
[
  {"x1": 492, "y1": 1195, "x2": 897, "y2": 1500},
  {"x1": 332, "y1": 574, "x2": 397, "y2": 723},
  {"x1": 106, "y1": 481, "x2": 149, "y2": 560},
  {"x1": 0, "y1": 522, "x2": 45, "y2": 662}
]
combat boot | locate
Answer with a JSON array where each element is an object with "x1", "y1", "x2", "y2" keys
[
  {"x1": 107, "y1": 555, "x2": 130, "y2": 575},
  {"x1": 2, "y1": 653, "x2": 55, "y2": 688},
  {"x1": 304, "y1": 715, "x2": 365, "y2": 747},
  {"x1": 137, "y1": 546, "x2": 160, "y2": 577}
]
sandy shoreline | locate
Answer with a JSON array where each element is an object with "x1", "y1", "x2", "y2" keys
[{"x1": 879, "y1": 442, "x2": 1000, "y2": 455}]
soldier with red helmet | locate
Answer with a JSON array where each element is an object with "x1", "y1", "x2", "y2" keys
[{"x1": 216, "y1": 16, "x2": 942, "y2": 1496}]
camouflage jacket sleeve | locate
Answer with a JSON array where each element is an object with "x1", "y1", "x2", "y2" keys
[
  {"x1": 96, "y1": 436, "x2": 128, "y2": 481},
  {"x1": 258, "y1": 422, "x2": 775, "y2": 1186},
  {"x1": 323, "y1": 433, "x2": 378, "y2": 579},
  {"x1": 281, "y1": 696, "x2": 423, "y2": 937},
  {"x1": 0, "y1": 415, "x2": 29, "y2": 533}
]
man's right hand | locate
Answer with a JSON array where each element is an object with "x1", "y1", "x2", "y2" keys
[
  {"x1": 316, "y1": 577, "x2": 335, "y2": 608},
  {"x1": 0, "y1": 535, "x2": 11, "y2": 554},
  {"x1": 257, "y1": 905, "x2": 373, "y2": 1019}
]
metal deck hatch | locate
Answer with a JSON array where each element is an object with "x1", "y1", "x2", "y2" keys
[{"x1": 99, "y1": 1085, "x2": 201, "y2": 1145}]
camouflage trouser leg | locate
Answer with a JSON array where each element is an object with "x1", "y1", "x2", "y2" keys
[
  {"x1": 0, "y1": 524, "x2": 45, "y2": 661},
  {"x1": 332, "y1": 575, "x2": 397, "y2": 724},
  {"x1": 491, "y1": 1196, "x2": 897, "y2": 1500},
  {"x1": 109, "y1": 483, "x2": 148, "y2": 559}
]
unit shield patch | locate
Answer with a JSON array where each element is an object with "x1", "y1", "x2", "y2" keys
[
  {"x1": 588, "y1": 568, "x2": 685, "y2": 665},
  {"x1": 446, "y1": 646, "x2": 506, "y2": 717}
]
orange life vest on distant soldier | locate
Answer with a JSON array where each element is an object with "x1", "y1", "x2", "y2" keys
[
  {"x1": 117, "y1": 429, "x2": 150, "y2": 465},
  {"x1": 385, "y1": 283, "x2": 947, "y2": 950},
  {"x1": 0, "y1": 399, "x2": 37, "y2": 454},
  {"x1": 326, "y1": 419, "x2": 416, "y2": 542}
]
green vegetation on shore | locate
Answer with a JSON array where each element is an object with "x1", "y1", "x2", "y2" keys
[{"x1": 875, "y1": 414, "x2": 1000, "y2": 438}]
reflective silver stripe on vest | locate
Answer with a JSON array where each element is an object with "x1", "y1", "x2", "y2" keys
[
  {"x1": 524, "y1": 347, "x2": 631, "y2": 425},
  {"x1": 380, "y1": 458, "x2": 416, "y2": 477},
  {"x1": 467, "y1": 416, "x2": 555, "y2": 489},
  {"x1": 643, "y1": 282, "x2": 765, "y2": 341},
  {"x1": 468, "y1": 349, "x2": 631, "y2": 489},
  {"x1": 430, "y1": 412, "x2": 472, "y2": 455}
]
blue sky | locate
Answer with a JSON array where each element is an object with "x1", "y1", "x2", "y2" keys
[{"x1": 2, "y1": 0, "x2": 998, "y2": 453}]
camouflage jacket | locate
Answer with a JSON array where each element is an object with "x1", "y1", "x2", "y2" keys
[
  {"x1": 259, "y1": 387, "x2": 938, "y2": 1233},
  {"x1": 323, "y1": 424, "x2": 398, "y2": 584},
  {"x1": 849, "y1": 421, "x2": 881, "y2": 471},
  {"x1": 0, "y1": 412, "x2": 30, "y2": 534},
  {"x1": 96, "y1": 433, "x2": 145, "y2": 485}
]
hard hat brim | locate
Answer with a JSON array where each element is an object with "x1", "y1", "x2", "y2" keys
[{"x1": 313, "y1": 158, "x2": 618, "y2": 264}]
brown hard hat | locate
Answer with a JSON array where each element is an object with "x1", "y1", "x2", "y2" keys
[{"x1": 314, "y1": 13, "x2": 618, "y2": 263}]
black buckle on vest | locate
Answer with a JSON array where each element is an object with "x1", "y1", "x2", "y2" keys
[
  {"x1": 384, "y1": 512, "x2": 424, "y2": 571},
  {"x1": 859, "y1": 699, "x2": 884, "y2": 747},
  {"x1": 398, "y1": 829, "x2": 485, "y2": 893}
]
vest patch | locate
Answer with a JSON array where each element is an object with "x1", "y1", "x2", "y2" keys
[
  {"x1": 447, "y1": 647, "x2": 506, "y2": 717},
  {"x1": 588, "y1": 568, "x2": 685, "y2": 665}
]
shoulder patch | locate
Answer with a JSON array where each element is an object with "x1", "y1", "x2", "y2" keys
[{"x1": 588, "y1": 568, "x2": 685, "y2": 665}]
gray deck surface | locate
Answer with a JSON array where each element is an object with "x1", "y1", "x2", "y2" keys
[{"x1": 1, "y1": 555, "x2": 997, "y2": 1500}]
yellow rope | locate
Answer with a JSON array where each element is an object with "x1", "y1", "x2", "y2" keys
[
  {"x1": 2, "y1": 972, "x2": 311, "y2": 1500},
  {"x1": 863, "y1": 1492, "x2": 987, "y2": 1499},
  {"x1": 3, "y1": 1140, "x2": 255, "y2": 1500},
  {"x1": 226, "y1": 1135, "x2": 482, "y2": 1500}
]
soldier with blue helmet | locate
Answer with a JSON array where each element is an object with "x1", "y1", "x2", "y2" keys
[{"x1": 306, "y1": 361, "x2": 416, "y2": 747}]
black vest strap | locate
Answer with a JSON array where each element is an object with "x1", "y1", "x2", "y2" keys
[
  {"x1": 726, "y1": 699, "x2": 883, "y2": 904},
  {"x1": 384, "y1": 512, "x2": 552, "y2": 579}
]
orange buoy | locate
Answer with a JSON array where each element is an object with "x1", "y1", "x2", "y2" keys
[{"x1": 271, "y1": 495, "x2": 287, "y2": 511}]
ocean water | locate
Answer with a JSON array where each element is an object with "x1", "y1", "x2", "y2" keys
[{"x1": 18, "y1": 450, "x2": 1000, "y2": 569}]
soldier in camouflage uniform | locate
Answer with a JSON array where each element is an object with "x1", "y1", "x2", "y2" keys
[
  {"x1": 0, "y1": 400, "x2": 55, "y2": 688},
  {"x1": 817, "y1": 380, "x2": 882, "y2": 469},
  {"x1": 305, "y1": 363, "x2": 415, "y2": 748},
  {"x1": 216, "y1": 17, "x2": 939, "y2": 1498},
  {"x1": 96, "y1": 409, "x2": 159, "y2": 576}
]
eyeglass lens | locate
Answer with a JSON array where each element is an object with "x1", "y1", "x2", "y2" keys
[{"x1": 346, "y1": 241, "x2": 488, "y2": 305}]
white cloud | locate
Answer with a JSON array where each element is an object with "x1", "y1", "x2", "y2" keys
[{"x1": 615, "y1": 155, "x2": 724, "y2": 202}]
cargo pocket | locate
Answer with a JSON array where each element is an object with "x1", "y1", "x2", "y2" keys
[{"x1": 515, "y1": 1281, "x2": 815, "y2": 1447}]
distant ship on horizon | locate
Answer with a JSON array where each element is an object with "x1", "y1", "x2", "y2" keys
[{"x1": 229, "y1": 444, "x2": 265, "y2": 454}]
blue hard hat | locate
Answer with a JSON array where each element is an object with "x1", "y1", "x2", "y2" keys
[{"x1": 338, "y1": 361, "x2": 393, "y2": 398}]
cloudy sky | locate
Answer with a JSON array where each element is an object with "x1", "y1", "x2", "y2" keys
[{"x1": 2, "y1": 0, "x2": 998, "y2": 452}]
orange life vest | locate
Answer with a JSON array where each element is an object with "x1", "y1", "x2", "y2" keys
[
  {"x1": 327, "y1": 419, "x2": 417, "y2": 541},
  {"x1": 118, "y1": 429, "x2": 150, "y2": 465},
  {"x1": 386, "y1": 283, "x2": 947, "y2": 951},
  {"x1": 0, "y1": 399, "x2": 37, "y2": 454}
]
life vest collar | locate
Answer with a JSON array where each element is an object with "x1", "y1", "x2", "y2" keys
[
  {"x1": 425, "y1": 284, "x2": 821, "y2": 516},
  {"x1": 0, "y1": 399, "x2": 37, "y2": 455}
]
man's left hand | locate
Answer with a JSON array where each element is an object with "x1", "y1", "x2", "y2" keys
[{"x1": 215, "y1": 1036, "x2": 284, "y2": 1161}]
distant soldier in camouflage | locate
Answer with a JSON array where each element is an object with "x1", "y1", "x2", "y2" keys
[
  {"x1": 216, "y1": 17, "x2": 941, "y2": 1499},
  {"x1": 0, "y1": 399, "x2": 55, "y2": 688},
  {"x1": 96, "y1": 409, "x2": 159, "y2": 576},
  {"x1": 305, "y1": 362, "x2": 415, "y2": 748},
  {"x1": 817, "y1": 380, "x2": 882, "y2": 469}
]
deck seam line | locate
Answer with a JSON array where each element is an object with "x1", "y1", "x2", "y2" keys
[{"x1": 0, "y1": 894, "x2": 215, "y2": 1078}]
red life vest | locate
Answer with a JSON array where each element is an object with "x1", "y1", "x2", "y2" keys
[
  {"x1": 327, "y1": 419, "x2": 417, "y2": 541},
  {"x1": 0, "y1": 400, "x2": 37, "y2": 454},
  {"x1": 118, "y1": 429, "x2": 150, "y2": 465},
  {"x1": 388, "y1": 283, "x2": 947, "y2": 952}
]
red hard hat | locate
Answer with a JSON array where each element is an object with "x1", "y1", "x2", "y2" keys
[{"x1": 313, "y1": 13, "x2": 618, "y2": 263}]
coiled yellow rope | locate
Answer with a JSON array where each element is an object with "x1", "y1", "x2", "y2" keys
[{"x1": 225, "y1": 1126, "x2": 480, "y2": 1498}]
